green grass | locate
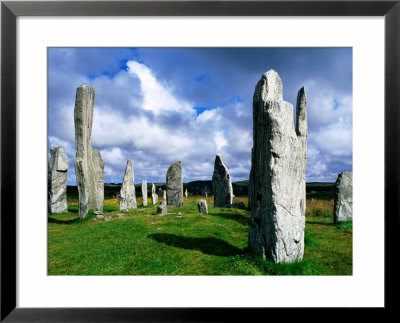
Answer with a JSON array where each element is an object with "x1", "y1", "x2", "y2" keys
[{"x1": 48, "y1": 196, "x2": 352, "y2": 275}]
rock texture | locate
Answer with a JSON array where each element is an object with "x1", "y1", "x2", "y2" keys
[
  {"x1": 333, "y1": 171, "x2": 353, "y2": 222},
  {"x1": 157, "y1": 201, "x2": 168, "y2": 216},
  {"x1": 166, "y1": 161, "x2": 183, "y2": 207},
  {"x1": 74, "y1": 85, "x2": 104, "y2": 219},
  {"x1": 163, "y1": 190, "x2": 167, "y2": 200},
  {"x1": 197, "y1": 199, "x2": 208, "y2": 214},
  {"x1": 248, "y1": 70, "x2": 307, "y2": 263},
  {"x1": 185, "y1": 188, "x2": 188, "y2": 197},
  {"x1": 142, "y1": 180, "x2": 148, "y2": 206},
  {"x1": 119, "y1": 160, "x2": 137, "y2": 210},
  {"x1": 48, "y1": 147, "x2": 68, "y2": 213},
  {"x1": 151, "y1": 183, "x2": 158, "y2": 205},
  {"x1": 212, "y1": 155, "x2": 233, "y2": 207}
]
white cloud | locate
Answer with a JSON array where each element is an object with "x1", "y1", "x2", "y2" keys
[{"x1": 127, "y1": 60, "x2": 195, "y2": 116}]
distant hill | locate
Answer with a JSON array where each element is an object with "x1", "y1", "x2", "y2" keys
[{"x1": 67, "y1": 180, "x2": 335, "y2": 199}]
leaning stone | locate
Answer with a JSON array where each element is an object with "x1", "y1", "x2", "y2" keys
[
  {"x1": 248, "y1": 70, "x2": 307, "y2": 263},
  {"x1": 197, "y1": 199, "x2": 208, "y2": 214},
  {"x1": 166, "y1": 161, "x2": 183, "y2": 207},
  {"x1": 120, "y1": 160, "x2": 137, "y2": 210},
  {"x1": 151, "y1": 183, "x2": 158, "y2": 205},
  {"x1": 333, "y1": 171, "x2": 353, "y2": 222},
  {"x1": 157, "y1": 201, "x2": 168, "y2": 216},
  {"x1": 212, "y1": 155, "x2": 233, "y2": 207},
  {"x1": 142, "y1": 180, "x2": 148, "y2": 206},
  {"x1": 48, "y1": 146, "x2": 68, "y2": 213},
  {"x1": 74, "y1": 85, "x2": 104, "y2": 219}
]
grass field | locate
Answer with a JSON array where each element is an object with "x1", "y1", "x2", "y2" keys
[{"x1": 48, "y1": 195, "x2": 352, "y2": 275}]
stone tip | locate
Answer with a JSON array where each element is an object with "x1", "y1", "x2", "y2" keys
[
  {"x1": 215, "y1": 155, "x2": 223, "y2": 166},
  {"x1": 257, "y1": 69, "x2": 283, "y2": 102}
]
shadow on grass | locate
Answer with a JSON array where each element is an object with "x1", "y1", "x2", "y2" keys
[
  {"x1": 212, "y1": 212, "x2": 250, "y2": 226},
  {"x1": 148, "y1": 233, "x2": 243, "y2": 256},
  {"x1": 306, "y1": 221, "x2": 335, "y2": 226},
  {"x1": 48, "y1": 216, "x2": 80, "y2": 225}
]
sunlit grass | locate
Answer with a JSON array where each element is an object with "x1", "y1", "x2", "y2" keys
[{"x1": 48, "y1": 195, "x2": 352, "y2": 275}]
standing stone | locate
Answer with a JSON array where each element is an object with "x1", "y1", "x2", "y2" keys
[
  {"x1": 163, "y1": 190, "x2": 167, "y2": 200},
  {"x1": 333, "y1": 171, "x2": 353, "y2": 222},
  {"x1": 119, "y1": 160, "x2": 137, "y2": 211},
  {"x1": 157, "y1": 201, "x2": 168, "y2": 216},
  {"x1": 166, "y1": 161, "x2": 183, "y2": 207},
  {"x1": 142, "y1": 180, "x2": 148, "y2": 206},
  {"x1": 48, "y1": 147, "x2": 68, "y2": 213},
  {"x1": 74, "y1": 85, "x2": 104, "y2": 219},
  {"x1": 197, "y1": 199, "x2": 208, "y2": 214},
  {"x1": 248, "y1": 70, "x2": 307, "y2": 263},
  {"x1": 151, "y1": 183, "x2": 158, "y2": 205},
  {"x1": 184, "y1": 188, "x2": 188, "y2": 197},
  {"x1": 212, "y1": 155, "x2": 233, "y2": 207}
]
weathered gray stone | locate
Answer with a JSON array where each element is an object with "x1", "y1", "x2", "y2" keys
[
  {"x1": 166, "y1": 161, "x2": 183, "y2": 207},
  {"x1": 74, "y1": 85, "x2": 104, "y2": 219},
  {"x1": 48, "y1": 146, "x2": 68, "y2": 213},
  {"x1": 163, "y1": 190, "x2": 167, "y2": 200},
  {"x1": 120, "y1": 160, "x2": 137, "y2": 210},
  {"x1": 142, "y1": 180, "x2": 148, "y2": 206},
  {"x1": 157, "y1": 201, "x2": 168, "y2": 216},
  {"x1": 248, "y1": 70, "x2": 307, "y2": 263},
  {"x1": 151, "y1": 183, "x2": 158, "y2": 205},
  {"x1": 333, "y1": 171, "x2": 353, "y2": 222},
  {"x1": 197, "y1": 199, "x2": 208, "y2": 214},
  {"x1": 212, "y1": 155, "x2": 233, "y2": 207},
  {"x1": 185, "y1": 188, "x2": 188, "y2": 197},
  {"x1": 104, "y1": 215, "x2": 112, "y2": 221}
]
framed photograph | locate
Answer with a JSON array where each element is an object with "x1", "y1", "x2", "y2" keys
[{"x1": 1, "y1": 0, "x2": 399, "y2": 321}]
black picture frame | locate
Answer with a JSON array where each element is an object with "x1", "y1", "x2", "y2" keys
[{"x1": 1, "y1": 0, "x2": 399, "y2": 321}]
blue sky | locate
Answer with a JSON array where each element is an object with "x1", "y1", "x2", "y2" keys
[{"x1": 48, "y1": 48, "x2": 352, "y2": 185}]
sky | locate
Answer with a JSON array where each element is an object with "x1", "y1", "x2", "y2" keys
[{"x1": 48, "y1": 47, "x2": 352, "y2": 185}]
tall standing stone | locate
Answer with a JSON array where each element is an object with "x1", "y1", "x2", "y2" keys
[
  {"x1": 166, "y1": 161, "x2": 183, "y2": 207},
  {"x1": 248, "y1": 70, "x2": 307, "y2": 263},
  {"x1": 74, "y1": 85, "x2": 104, "y2": 219},
  {"x1": 212, "y1": 155, "x2": 233, "y2": 207},
  {"x1": 151, "y1": 183, "x2": 158, "y2": 205},
  {"x1": 142, "y1": 180, "x2": 148, "y2": 206},
  {"x1": 185, "y1": 188, "x2": 188, "y2": 197},
  {"x1": 48, "y1": 146, "x2": 68, "y2": 213},
  {"x1": 163, "y1": 190, "x2": 167, "y2": 200},
  {"x1": 120, "y1": 160, "x2": 137, "y2": 210},
  {"x1": 333, "y1": 171, "x2": 353, "y2": 222}
]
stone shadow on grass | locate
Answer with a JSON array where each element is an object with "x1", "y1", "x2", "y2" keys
[
  {"x1": 211, "y1": 212, "x2": 250, "y2": 226},
  {"x1": 148, "y1": 233, "x2": 243, "y2": 256},
  {"x1": 48, "y1": 216, "x2": 80, "y2": 225}
]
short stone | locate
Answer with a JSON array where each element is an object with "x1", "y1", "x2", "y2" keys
[
  {"x1": 104, "y1": 215, "x2": 112, "y2": 221},
  {"x1": 157, "y1": 201, "x2": 168, "y2": 216},
  {"x1": 197, "y1": 199, "x2": 208, "y2": 214},
  {"x1": 96, "y1": 214, "x2": 104, "y2": 219},
  {"x1": 333, "y1": 171, "x2": 353, "y2": 222}
]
